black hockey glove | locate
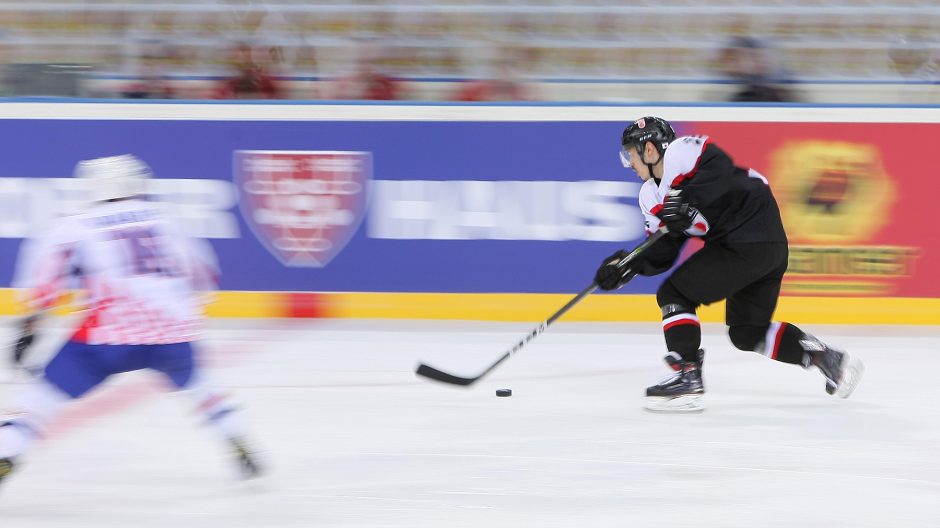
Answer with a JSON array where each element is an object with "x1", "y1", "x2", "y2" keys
[
  {"x1": 594, "y1": 250, "x2": 639, "y2": 291},
  {"x1": 657, "y1": 190, "x2": 698, "y2": 236},
  {"x1": 12, "y1": 315, "x2": 38, "y2": 367}
]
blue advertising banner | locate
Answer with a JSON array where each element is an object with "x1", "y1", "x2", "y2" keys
[{"x1": 0, "y1": 117, "x2": 688, "y2": 293}]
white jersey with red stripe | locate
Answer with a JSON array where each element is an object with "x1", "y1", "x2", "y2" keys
[
  {"x1": 637, "y1": 135, "x2": 712, "y2": 237},
  {"x1": 13, "y1": 199, "x2": 219, "y2": 345},
  {"x1": 637, "y1": 178, "x2": 665, "y2": 236},
  {"x1": 660, "y1": 135, "x2": 710, "y2": 190}
]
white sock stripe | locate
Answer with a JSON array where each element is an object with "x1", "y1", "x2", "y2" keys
[
  {"x1": 763, "y1": 322, "x2": 782, "y2": 358},
  {"x1": 662, "y1": 313, "x2": 700, "y2": 327}
]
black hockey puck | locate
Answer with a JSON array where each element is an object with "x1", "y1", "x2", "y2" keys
[{"x1": 496, "y1": 388, "x2": 512, "y2": 397}]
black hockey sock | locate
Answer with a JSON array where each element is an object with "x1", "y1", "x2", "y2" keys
[
  {"x1": 764, "y1": 322, "x2": 815, "y2": 366},
  {"x1": 662, "y1": 313, "x2": 702, "y2": 362}
]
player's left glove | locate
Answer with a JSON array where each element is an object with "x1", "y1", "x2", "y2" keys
[
  {"x1": 594, "y1": 250, "x2": 639, "y2": 291},
  {"x1": 657, "y1": 190, "x2": 698, "y2": 236},
  {"x1": 12, "y1": 315, "x2": 38, "y2": 367}
]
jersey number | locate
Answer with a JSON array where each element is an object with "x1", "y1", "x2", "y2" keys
[{"x1": 115, "y1": 228, "x2": 178, "y2": 277}]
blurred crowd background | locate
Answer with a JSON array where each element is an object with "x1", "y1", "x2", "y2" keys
[{"x1": 0, "y1": 0, "x2": 937, "y2": 103}]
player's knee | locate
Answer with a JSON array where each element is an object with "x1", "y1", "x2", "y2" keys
[
  {"x1": 728, "y1": 325, "x2": 767, "y2": 352},
  {"x1": 656, "y1": 279, "x2": 694, "y2": 316}
]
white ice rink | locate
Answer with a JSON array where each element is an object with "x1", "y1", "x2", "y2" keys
[{"x1": 1, "y1": 319, "x2": 938, "y2": 528}]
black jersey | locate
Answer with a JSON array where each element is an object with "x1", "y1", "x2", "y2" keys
[{"x1": 638, "y1": 136, "x2": 787, "y2": 244}]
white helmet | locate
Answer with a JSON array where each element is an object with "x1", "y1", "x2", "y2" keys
[{"x1": 74, "y1": 154, "x2": 151, "y2": 202}]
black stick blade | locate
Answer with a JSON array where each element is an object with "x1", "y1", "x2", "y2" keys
[{"x1": 415, "y1": 363, "x2": 478, "y2": 386}]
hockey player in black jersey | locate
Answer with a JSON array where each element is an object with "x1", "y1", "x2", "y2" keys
[{"x1": 594, "y1": 116, "x2": 864, "y2": 413}]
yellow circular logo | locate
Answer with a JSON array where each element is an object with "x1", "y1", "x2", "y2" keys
[{"x1": 770, "y1": 141, "x2": 895, "y2": 244}]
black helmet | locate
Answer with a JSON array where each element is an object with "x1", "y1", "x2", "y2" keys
[{"x1": 621, "y1": 116, "x2": 676, "y2": 156}]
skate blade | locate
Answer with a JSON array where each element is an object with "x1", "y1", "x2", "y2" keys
[
  {"x1": 834, "y1": 354, "x2": 864, "y2": 399},
  {"x1": 644, "y1": 394, "x2": 705, "y2": 414}
]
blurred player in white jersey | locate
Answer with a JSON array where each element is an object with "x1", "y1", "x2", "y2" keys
[
  {"x1": 594, "y1": 117, "x2": 864, "y2": 413},
  {"x1": 0, "y1": 154, "x2": 260, "y2": 487}
]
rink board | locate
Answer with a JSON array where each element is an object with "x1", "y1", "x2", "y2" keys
[{"x1": 0, "y1": 102, "x2": 937, "y2": 322}]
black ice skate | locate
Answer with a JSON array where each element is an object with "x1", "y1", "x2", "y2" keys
[
  {"x1": 231, "y1": 439, "x2": 262, "y2": 479},
  {"x1": 805, "y1": 342, "x2": 864, "y2": 399},
  {"x1": 644, "y1": 353, "x2": 705, "y2": 414},
  {"x1": 663, "y1": 349, "x2": 705, "y2": 372},
  {"x1": 0, "y1": 457, "x2": 13, "y2": 487}
]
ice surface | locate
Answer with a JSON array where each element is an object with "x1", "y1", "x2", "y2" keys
[{"x1": 1, "y1": 319, "x2": 938, "y2": 528}]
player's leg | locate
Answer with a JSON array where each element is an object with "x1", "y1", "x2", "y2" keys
[
  {"x1": 657, "y1": 279, "x2": 703, "y2": 365},
  {"x1": 725, "y1": 243, "x2": 863, "y2": 398},
  {"x1": 724, "y1": 244, "x2": 803, "y2": 365},
  {"x1": 0, "y1": 340, "x2": 114, "y2": 485},
  {"x1": 730, "y1": 313, "x2": 865, "y2": 398},
  {"x1": 661, "y1": 241, "x2": 783, "y2": 360},
  {"x1": 645, "y1": 245, "x2": 738, "y2": 412},
  {"x1": 0, "y1": 380, "x2": 71, "y2": 485},
  {"x1": 646, "y1": 278, "x2": 705, "y2": 411},
  {"x1": 645, "y1": 242, "x2": 787, "y2": 412},
  {"x1": 150, "y1": 341, "x2": 261, "y2": 478}
]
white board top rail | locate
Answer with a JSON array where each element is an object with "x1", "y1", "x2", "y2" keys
[{"x1": 2, "y1": 100, "x2": 940, "y2": 123}]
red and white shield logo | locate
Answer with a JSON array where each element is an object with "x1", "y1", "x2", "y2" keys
[{"x1": 234, "y1": 150, "x2": 371, "y2": 267}]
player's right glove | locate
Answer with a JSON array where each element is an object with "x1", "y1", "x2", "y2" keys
[
  {"x1": 594, "y1": 250, "x2": 639, "y2": 291},
  {"x1": 12, "y1": 315, "x2": 38, "y2": 367},
  {"x1": 657, "y1": 190, "x2": 698, "y2": 237}
]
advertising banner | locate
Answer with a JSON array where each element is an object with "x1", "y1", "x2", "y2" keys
[
  {"x1": 697, "y1": 122, "x2": 930, "y2": 297},
  {"x1": 0, "y1": 118, "x2": 647, "y2": 294},
  {"x1": 0, "y1": 109, "x2": 932, "y2": 299}
]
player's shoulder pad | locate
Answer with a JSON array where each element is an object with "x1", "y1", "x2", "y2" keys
[
  {"x1": 665, "y1": 135, "x2": 709, "y2": 159},
  {"x1": 662, "y1": 135, "x2": 710, "y2": 189}
]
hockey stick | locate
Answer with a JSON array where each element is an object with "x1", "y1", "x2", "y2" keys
[{"x1": 415, "y1": 227, "x2": 669, "y2": 387}]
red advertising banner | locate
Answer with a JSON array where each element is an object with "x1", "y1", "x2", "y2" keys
[{"x1": 692, "y1": 122, "x2": 931, "y2": 297}]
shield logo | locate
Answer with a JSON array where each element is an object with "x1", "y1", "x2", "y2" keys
[{"x1": 234, "y1": 150, "x2": 371, "y2": 267}]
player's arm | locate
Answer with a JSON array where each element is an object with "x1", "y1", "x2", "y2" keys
[
  {"x1": 594, "y1": 188, "x2": 683, "y2": 290},
  {"x1": 593, "y1": 233, "x2": 683, "y2": 290},
  {"x1": 636, "y1": 183, "x2": 685, "y2": 274},
  {"x1": 185, "y1": 234, "x2": 220, "y2": 292},
  {"x1": 10, "y1": 220, "x2": 78, "y2": 366},
  {"x1": 11, "y1": 314, "x2": 39, "y2": 367},
  {"x1": 656, "y1": 138, "x2": 734, "y2": 236},
  {"x1": 161, "y1": 215, "x2": 221, "y2": 310},
  {"x1": 188, "y1": 235, "x2": 221, "y2": 309}
]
